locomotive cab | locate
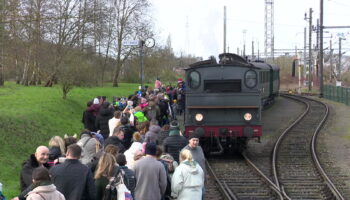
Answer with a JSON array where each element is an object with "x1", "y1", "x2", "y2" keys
[{"x1": 184, "y1": 53, "x2": 264, "y2": 154}]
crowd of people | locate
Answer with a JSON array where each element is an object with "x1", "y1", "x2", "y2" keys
[{"x1": 12, "y1": 79, "x2": 208, "y2": 200}]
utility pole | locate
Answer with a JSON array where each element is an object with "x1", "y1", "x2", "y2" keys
[
  {"x1": 338, "y1": 37, "x2": 344, "y2": 82},
  {"x1": 252, "y1": 41, "x2": 255, "y2": 58},
  {"x1": 304, "y1": 27, "x2": 307, "y2": 86},
  {"x1": 308, "y1": 8, "x2": 313, "y2": 92},
  {"x1": 319, "y1": 0, "x2": 324, "y2": 97},
  {"x1": 330, "y1": 39, "x2": 333, "y2": 82},
  {"x1": 223, "y1": 6, "x2": 227, "y2": 53},
  {"x1": 243, "y1": 30, "x2": 247, "y2": 57}
]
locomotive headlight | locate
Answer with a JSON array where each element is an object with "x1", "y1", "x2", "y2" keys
[
  {"x1": 195, "y1": 113, "x2": 204, "y2": 122},
  {"x1": 244, "y1": 113, "x2": 252, "y2": 121}
]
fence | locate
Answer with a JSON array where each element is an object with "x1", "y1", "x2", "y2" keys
[{"x1": 324, "y1": 85, "x2": 350, "y2": 105}]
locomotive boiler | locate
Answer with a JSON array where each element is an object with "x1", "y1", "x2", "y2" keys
[{"x1": 184, "y1": 53, "x2": 279, "y2": 154}]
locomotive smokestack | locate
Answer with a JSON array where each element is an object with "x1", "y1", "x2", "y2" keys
[{"x1": 223, "y1": 6, "x2": 227, "y2": 53}]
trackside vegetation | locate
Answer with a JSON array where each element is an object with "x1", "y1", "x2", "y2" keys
[{"x1": 0, "y1": 82, "x2": 138, "y2": 198}]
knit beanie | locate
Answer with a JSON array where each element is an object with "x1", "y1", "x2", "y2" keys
[{"x1": 145, "y1": 142, "x2": 157, "y2": 156}]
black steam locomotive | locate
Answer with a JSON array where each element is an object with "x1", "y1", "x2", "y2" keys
[{"x1": 184, "y1": 53, "x2": 279, "y2": 154}]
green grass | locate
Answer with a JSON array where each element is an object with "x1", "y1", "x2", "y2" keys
[{"x1": 0, "y1": 82, "x2": 138, "y2": 198}]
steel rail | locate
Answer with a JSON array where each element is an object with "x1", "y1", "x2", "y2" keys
[
  {"x1": 275, "y1": 94, "x2": 345, "y2": 200},
  {"x1": 308, "y1": 98, "x2": 345, "y2": 200},
  {"x1": 241, "y1": 152, "x2": 285, "y2": 200},
  {"x1": 271, "y1": 94, "x2": 310, "y2": 191},
  {"x1": 205, "y1": 160, "x2": 238, "y2": 200}
]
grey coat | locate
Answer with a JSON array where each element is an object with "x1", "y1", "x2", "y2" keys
[{"x1": 134, "y1": 156, "x2": 167, "y2": 200}]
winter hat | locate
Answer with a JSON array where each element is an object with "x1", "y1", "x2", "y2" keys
[
  {"x1": 91, "y1": 132, "x2": 104, "y2": 147},
  {"x1": 93, "y1": 98, "x2": 99, "y2": 105},
  {"x1": 188, "y1": 132, "x2": 201, "y2": 140},
  {"x1": 170, "y1": 121, "x2": 179, "y2": 130},
  {"x1": 145, "y1": 142, "x2": 157, "y2": 156}
]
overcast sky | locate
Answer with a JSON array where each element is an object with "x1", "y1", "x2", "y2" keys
[{"x1": 149, "y1": 0, "x2": 350, "y2": 59}]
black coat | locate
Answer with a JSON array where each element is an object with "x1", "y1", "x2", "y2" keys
[
  {"x1": 50, "y1": 159, "x2": 96, "y2": 200},
  {"x1": 95, "y1": 107, "x2": 114, "y2": 139},
  {"x1": 104, "y1": 136, "x2": 125, "y2": 153},
  {"x1": 82, "y1": 109, "x2": 97, "y2": 132},
  {"x1": 20, "y1": 154, "x2": 50, "y2": 191},
  {"x1": 163, "y1": 135, "x2": 188, "y2": 163},
  {"x1": 120, "y1": 125, "x2": 136, "y2": 149}
]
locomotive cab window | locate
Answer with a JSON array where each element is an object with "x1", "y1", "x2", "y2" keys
[
  {"x1": 244, "y1": 70, "x2": 257, "y2": 88},
  {"x1": 188, "y1": 71, "x2": 201, "y2": 89}
]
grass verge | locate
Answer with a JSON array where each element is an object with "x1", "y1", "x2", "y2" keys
[{"x1": 0, "y1": 82, "x2": 138, "y2": 198}]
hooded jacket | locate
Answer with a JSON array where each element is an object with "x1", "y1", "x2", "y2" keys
[
  {"x1": 26, "y1": 184, "x2": 66, "y2": 200},
  {"x1": 144, "y1": 125, "x2": 161, "y2": 144},
  {"x1": 171, "y1": 160, "x2": 204, "y2": 200}
]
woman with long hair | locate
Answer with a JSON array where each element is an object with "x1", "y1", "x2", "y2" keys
[
  {"x1": 48, "y1": 136, "x2": 65, "y2": 166},
  {"x1": 94, "y1": 152, "x2": 117, "y2": 200},
  {"x1": 171, "y1": 149, "x2": 204, "y2": 200}
]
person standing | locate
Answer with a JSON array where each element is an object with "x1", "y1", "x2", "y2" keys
[
  {"x1": 94, "y1": 152, "x2": 117, "y2": 200},
  {"x1": 171, "y1": 149, "x2": 204, "y2": 200},
  {"x1": 20, "y1": 146, "x2": 50, "y2": 192},
  {"x1": 49, "y1": 144, "x2": 96, "y2": 200},
  {"x1": 163, "y1": 121, "x2": 188, "y2": 163},
  {"x1": 26, "y1": 167, "x2": 66, "y2": 200},
  {"x1": 182, "y1": 133, "x2": 206, "y2": 174},
  {"x1": 134, "y1": 143, "x2": 167, "y2": 200},
  {"x1": 95, "y1": 101, "x2": 114, "y2": 139}
]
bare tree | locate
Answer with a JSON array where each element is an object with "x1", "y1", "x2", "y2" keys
[{"x1": 111, "y1": 0, "x2": 153, "y2": 87}]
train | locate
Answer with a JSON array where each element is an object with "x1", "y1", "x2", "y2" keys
[{"x1": 183, "y1": 53, "x2": 280, "y2": 154}]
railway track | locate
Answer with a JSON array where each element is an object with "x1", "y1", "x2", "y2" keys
[
  {"x1": 272, "y1": 94, "x2": 345, "y2": 199},
  {"x1": 206, "y1": 154, "x2": 283, "y2": 200},
  {"x1": 205, "y1": 94, "x2": 347, "y2": 199}
]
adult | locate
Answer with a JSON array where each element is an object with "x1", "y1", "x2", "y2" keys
[
  {"x1": 48, "y1": 136, "x2": 65, "y2": 166},
  {"x1": 154, "y1": 78, "x2": 162, "y2": 91},
  {"x1": 119, "y1": 116, "x2": 136, "y2": 149},
  {"x1": 50, "y1": 144, "x2": 96, "y2": 200},
  {"x1": 134, "y1": 143, "x2": 167, "y2": 200},
  {"x1": 76, "y1": 130, "x2": 99, "y2": 165},
  {"x1": 116, "y1": 154, "x2": 136, "y2": 198},
  {"x1": 87, "y1": 144, "x2": 119, "y2": 174},
  {"x1": 104, "y1": 127, "x2": 125, "y2": 153},
  {"x1": 26, "y1": 167, "x2": 66, "y2": 200},
  {"x1": 157, "y1": 124, "x2": 170, "y2": 145},
  {"x1": 95, "y1": 101, "x2": 114, "y2": 139},
  {"x1": 144, "y1": 124, "x2": 161, "y2": 144},
  {"x1": 124, "y1": 132, "x2": 143, "y2": 170},
  {"x1": 94, "y1": 152, "x2": 117, "y2": 200},
  {"x1": 108, "y1": 111, "x2": 122, "y2": 137},
  {"x1": 182, "y1": 132, "x2": 206, "y2": 174},
  {"x1": 20, "y1": 146, "x2": 50, "y2": 192},
  {"x1": 82, "y1": 100, "x2": 97, "y2": 132},
  {"x1": 171, "y1": 149, "x2": 204, "y2": 200},
  {"x1": 163, "y1": 121, "x2": 188, "y2": 163}
]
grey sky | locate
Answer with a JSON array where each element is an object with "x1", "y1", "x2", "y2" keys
[{"x1": 150, "y1": 0, "x2": 350, "y2": 59}]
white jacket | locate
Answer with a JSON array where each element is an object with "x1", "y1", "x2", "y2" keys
[
  {"x1": 26, "y1": 184, "x2": 65, "y2": 200},
  {"x1": 171, "y1": 160, "x2": 204, "y2": 200}
]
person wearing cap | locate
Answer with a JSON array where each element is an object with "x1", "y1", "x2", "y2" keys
[
  {"x1": 163, "y1": 121, "x2": 188, "y2": 163},
  {"x1": 134, "y1": 143, "x2": 167, "y2": 200},
  {"x1": 183, "y1": 132, "x2": 206, "y2": 174}
]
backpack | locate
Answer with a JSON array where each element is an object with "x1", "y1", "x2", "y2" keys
[{"x1": 103, "y1": 169, "x2": 133, "y2": 200}]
